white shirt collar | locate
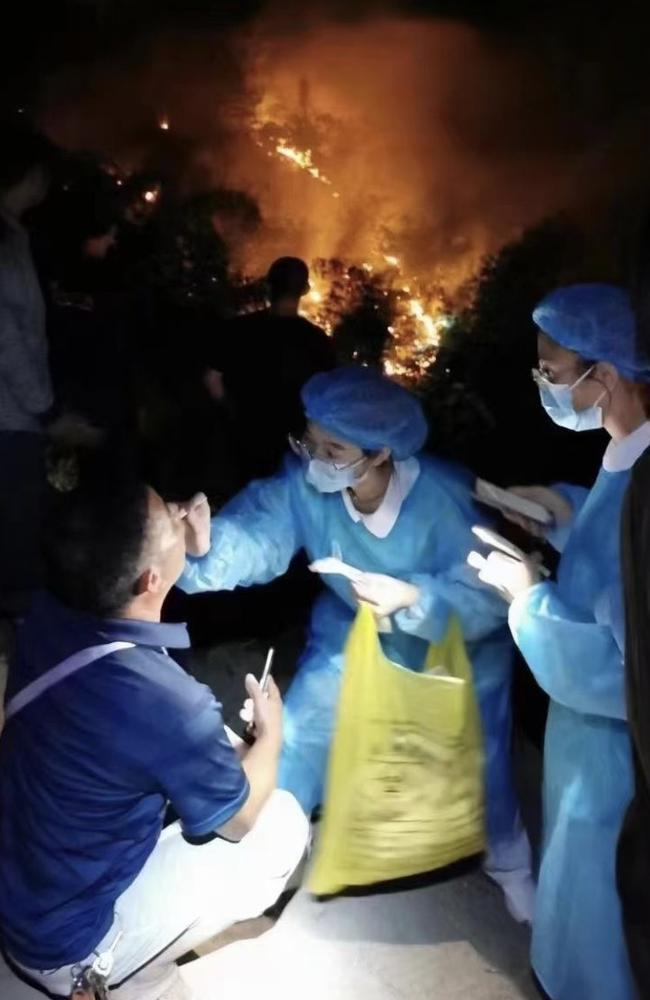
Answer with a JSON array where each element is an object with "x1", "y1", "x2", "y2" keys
[
  {"x1": 342, "y1": 458, "x2": 420, "y2": 538},
  {"x1": 603, "y1": 421, "x2": 650, "y2": 473}
]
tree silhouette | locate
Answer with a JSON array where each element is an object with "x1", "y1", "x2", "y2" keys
[{"x1": 422, "y1": 216, "x2": 605, "y2": 485}]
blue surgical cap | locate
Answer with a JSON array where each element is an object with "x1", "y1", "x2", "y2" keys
[
  {"x1": 533, "y1": 283, "x2": 650, "y2": 381},
  {"x1": 302, "y1": 366, "x2": 428, "y2": 460}
]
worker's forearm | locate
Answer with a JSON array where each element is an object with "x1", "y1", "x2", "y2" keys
[
  {"x1": 217, "y1": 734, "x2": 281, "y2": 841},
  {"x1": 240, "y1": 734, "x2": 282, "y2": 820}
]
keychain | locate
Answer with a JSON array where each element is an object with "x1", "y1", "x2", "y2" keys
[
  {"x1": 69, "y1": 930, "x2": 121, "y2": 1000},
  {"x1": 69, "y1": 964, "x2": 109, "y2": 1000}
]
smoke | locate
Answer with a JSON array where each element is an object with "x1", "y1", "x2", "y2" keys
[{"x1": 38, "y1": 8, "x2": 650, "y2": 293}]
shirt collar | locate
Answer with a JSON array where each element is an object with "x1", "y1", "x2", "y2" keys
[
  {"x1": 342, "y1": 458, "x2": 420, "y2": 538},
  {"x1": 603, "y1": 421, "x2": 650, "y2": 473},
  {"x1": 34, "y1": 592, "x2": 191, "y2": 650}
]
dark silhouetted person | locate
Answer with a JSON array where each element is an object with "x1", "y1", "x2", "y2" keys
[
  {"x1": 207, "y1": 257, "x2": 336, "y2": 478},
  {"x1": 617, "y1": 221, "x2": 650, "y2": 998},
  {"x1": 44, "y1": 188, "x2": 134, "y2": 435},
  {"x1": 0, "y1": 124, "x2": 55, "y2": 615}
]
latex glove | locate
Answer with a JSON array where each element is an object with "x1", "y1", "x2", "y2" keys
[
  {"x1": 174, "y1": 492, "x2": 211, "y2": 557},
  {"x1": 503, "y1": 486, "x2": 572, "y2": 538},
  {"x1": 352, "y1": 572, "x2": 420, "y2": 619},
  {"x1": 470, "y1": 550, "x2": 540, "y2": 604}
]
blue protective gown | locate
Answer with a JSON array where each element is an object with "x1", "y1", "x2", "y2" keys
[
  {"x1": 509, "y1": 470, "x2": 636, "y2": 1000},
  {"x1": 179, "y1": 454, "x2": 521, "y2": 858}
]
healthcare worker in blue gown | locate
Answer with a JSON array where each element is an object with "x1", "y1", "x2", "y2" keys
[
  {"x1": 178, "y1": 366, "x2": 534, "y2": 920},
  {"x1": 473, "y1": 285, "x2": 649, "y2": 1000}
]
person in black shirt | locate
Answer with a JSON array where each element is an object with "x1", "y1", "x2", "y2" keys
[
  {"x1": 617, "y1": 222, "x2": 650, "y2": 997},
  {"x1": 42, "y1": 188, "x2": 135, "y2": 437},
  {"x1": 618, "y1": 452, "x2": 650, "y2": 996},
  {"x1": 207, "y1": 257, "x2": 337, "y2": 479}
]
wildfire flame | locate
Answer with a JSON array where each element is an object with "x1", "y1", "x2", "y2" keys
[
  {"x1": 300, "y1": 259, "x2": 451, "y2": 382},
  {"x1": 159, "y1": 115, "x2": 170, "y2": 131},
  {"x1": 274, "y1": 140, "x2": 339, "y2": 197},
  {"x1": 255, "y1": 123, "x2": 451, "y2": 381}
]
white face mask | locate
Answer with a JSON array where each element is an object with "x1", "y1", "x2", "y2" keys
[
  {"x1": 305, "y1": 457, "x2": 367, "y2": 493},
  {"x1": 536, "y1": 365, "x2": 606, "y2": 432}
]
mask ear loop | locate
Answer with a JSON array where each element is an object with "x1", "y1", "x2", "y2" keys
[
  {"x1": 568, "y1": 364, "x2": 596, "y2": 391},
  {"x1": 571, "y1": 363, "x2": 612, "y2": 415}
]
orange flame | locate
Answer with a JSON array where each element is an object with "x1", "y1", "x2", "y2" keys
[
  {"x1": 275, "y1": 140, "x2": 338, "y2": 196},
  {"x1": 253, "y1": 118, "x2": 449, "y2": 380},
  {"x1": 300, "y1": 259, "x2": 451, "y2": 381}
]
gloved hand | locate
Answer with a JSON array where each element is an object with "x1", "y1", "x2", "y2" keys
[
  {"x1": 470, "y1": 550, "x2": 540, "y2": 604},
  {"x1": 503, "y1": 485, "x2": 573, "y2": 538},
  {"x1": 173, "y1": 492, "x2": 211, "y2": 557},
  {"x1": 352, "y1": 572, "x2": 420, "y2": 619}
]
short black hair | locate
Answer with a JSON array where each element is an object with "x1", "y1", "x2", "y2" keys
[
  {"x1": 0, "y1": 120, "x2": 57, "y2": 193},
  {"x1": 267, "y1": 256, "x2": 309, "y2": 300},
  {"x1": 44, "y1": 443, "x2": 150, "y2": 619}
]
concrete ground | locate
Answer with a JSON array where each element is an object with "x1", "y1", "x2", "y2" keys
[
  {"x1": 0, "y1": 872, "x2": 536, "y2": 1000},
  {"x1": 181, "y1": 871, "x2": 537, "y2": 1000}
]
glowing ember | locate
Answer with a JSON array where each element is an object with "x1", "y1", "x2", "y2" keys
[
  {"x1": 274, "y1": 140, "x2": 338, "y2": 195},
  {"x1": 254, "y1": 123, "x2": 340, "y2": 199},
  {"x1": 250, "y1": 108, "x2": 450, "y2": 381},
  {"x1": 159, "y1": 116, "x2": 170, "y2": 131},
  {"x1": 298, "y1": 257, "x2": 452, "y2": 381},
  {"x1": 409, "y1": 298, "x2": 438, "y2": 342}
]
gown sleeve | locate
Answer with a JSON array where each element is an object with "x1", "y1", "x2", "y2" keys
[
  {"x1": 544, "y1": 483, "x2": 591, "y2": 553},
  {"x1": 509, "y1": 581, "x2": 626, "y2": 719},
  {"x1": 177, "y1": 463, "x2": 301, "y2": 593},
  {"x1": 396, "y1": 566, "x2": 508, "y2": 643},
  {"x1": 395, "y1": 486, "x2": 509, "y2": 643}
]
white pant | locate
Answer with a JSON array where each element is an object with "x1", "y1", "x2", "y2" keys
[{"x1": 16, "y1": 790, "x2": 309, "y2": 1000}]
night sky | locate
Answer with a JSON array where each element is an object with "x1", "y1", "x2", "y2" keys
[
  {"x1": 7, "y1": 0, "x2": 650, "y2": 291},
  {"x1": 7, "y1": 0, "x2": 650, "y2": 98}
]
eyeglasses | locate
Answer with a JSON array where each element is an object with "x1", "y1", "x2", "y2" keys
[
  {"x1": 288, "y1": 434, "x2": 365, "y2": 472},
  {"x1": 531, "y1": 365, "x2": 594, "y2": 389},
  {"x1": 531, "y1": 367, "x2": 550, "y2": 386}
]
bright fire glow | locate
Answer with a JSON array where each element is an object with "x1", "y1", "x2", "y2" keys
[
  {"x1": 253, "y1": 117, "x2": 451, "y2": 381},
  {"x1": 274, "y1": 140, "x2": 338, "y2": 195},
  {"x1": 159, "y1": 116, "x2": 170, "y2": 131},
  {"x1": 299, "y1": 258, "x2": 451, "y2": 381},
  {"x1": 143, "y1": 190, "x2": 157, "y2": 203}
]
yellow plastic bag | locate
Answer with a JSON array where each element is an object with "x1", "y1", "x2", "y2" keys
[{"x1": 309, "y1": 603, "x2": 485, "y2": 895}]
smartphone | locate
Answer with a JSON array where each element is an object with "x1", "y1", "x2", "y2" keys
[
  {"x1": 474, "y1": 479, "x2": 553, "y2": 526},
  {"x1": 259, "y1": 647, "x2": 274, "y2": 693},
  {"x1": 471, "y1": 526, "x2": 551, "y2": 578},
  {"x1": 241, "y1": 647, "x2": 275, "y2": 746},
  {"x1": 471, "y1": 525, "x2": 527, "y2": 562}
]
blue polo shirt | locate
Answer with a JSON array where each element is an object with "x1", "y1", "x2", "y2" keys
[{"x1": 0, "y1": 593, "x2": 249, "y2": 969}]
